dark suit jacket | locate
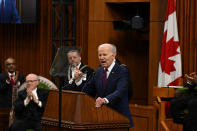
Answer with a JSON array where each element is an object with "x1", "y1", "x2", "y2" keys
[
  {"x1": 0, "y1": 0, "x2": 21, "y2": 23},
  {"x1": 60, "y1": 63, "x2": 94, "y2": 91},
  {"x1": 14, "y1": 88, "x2": 49, "y2": 121},
  {"x1": 0, "y1": 72, "x2": 25, "y2": 108},
  {"x1": 82, "y1": 62, "x2": 134, "y2": 127}
]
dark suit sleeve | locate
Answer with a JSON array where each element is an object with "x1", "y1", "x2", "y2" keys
[
  {"x1": 105, "y1": 67, "x2": 129, "y2": 104},
  {"x1": 83, "y1": 66, "x2": 94, "y2": 82},
  {"x1": 14, "y1": 90, "x2": 26, "y2": 116},
  {"x1": 0, "y1": 73, "x2": 12, "y2": 91},
  {"x1": 18, "y1": 74, "x2": 25, "y2": 85},
  {"x1": 82, "y1": 72, "x2": 97, "y2": 97},
  {"x1": 39, "y1": 89, "x2": 49, "y2": 110}
]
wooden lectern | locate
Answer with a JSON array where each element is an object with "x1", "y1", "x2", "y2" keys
[{"x1": 42, "y1": 89, "x2": 130, "y2": 131}]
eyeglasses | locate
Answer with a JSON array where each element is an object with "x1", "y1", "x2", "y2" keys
[
  {"x1": 26, "y1": 80, "x2": 38, "y2": 83},
  {"x1": 6, "y1": 63, "x2": 16, "y2": 66}
]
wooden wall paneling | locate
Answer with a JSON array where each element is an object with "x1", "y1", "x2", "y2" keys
[
  {"x1": 39, "y1": 0, "x2": 52, "y2": 79},
  {"x1": 89, "y1": 0, "x2": 106, "y2": 21},
  {"x1": 148, "y1": 22, "x2": 164, "y2": 104},
  {"x1": 150, "y1": 0, "x2": 167, "y2": 22},
  {"x1": 130, "y1": 104, "x2": 157, "y2": 131},
  {"x1": 76, "y1": 0, "x2": 89, "y2": 64},
  {"x1": 88, "y1": 22, "x2": 107, "y2": 69}
]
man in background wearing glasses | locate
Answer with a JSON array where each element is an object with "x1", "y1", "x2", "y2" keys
[
  {"x1": 9, "y1": 73, "x2": 49, "y2": 131},
  {"x1": 0, "y1": 57, "x2": 25, "y2": 108}
]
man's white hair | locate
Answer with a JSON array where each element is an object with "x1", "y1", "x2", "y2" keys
[
  {"x1": 26, "y1": 73, "x2": 39, "y2": 80},
  {"x1": 98, "y1": 43, "x2": 117, "y2": 54}
]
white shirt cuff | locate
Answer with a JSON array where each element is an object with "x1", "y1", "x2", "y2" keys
[
  {"x1": 104, "y1": 98, "x2": 109, "y2": 104},
  {"x1": 75, "y1": 79, "x2": 82, "y2": 86},
  {"x1": 38, "y1": 101, "x2": 42, "y2": 107},
  {"x1": 6, "y1": 80, "x2": 10, "y2": 84},
  {"x1": 24, "y1": 98, "x2": 28, "y2": 106}
]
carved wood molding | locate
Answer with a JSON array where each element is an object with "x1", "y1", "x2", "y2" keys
[{"x1": 42, "y1": 117, "x2": 130, "y2": 129}]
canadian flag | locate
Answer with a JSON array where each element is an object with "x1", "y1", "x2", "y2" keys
[{"x1": 158, "y1": 0, "x2": 182, "y2": 87}]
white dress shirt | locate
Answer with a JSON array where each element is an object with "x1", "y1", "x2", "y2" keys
[
  {"x1": 6, "y1": 72, "x2": 21, "y2": 87},
  {"x1": 104, "y1": 59, "x2": 115, "y2": 78}
]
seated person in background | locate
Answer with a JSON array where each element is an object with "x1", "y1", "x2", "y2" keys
[
  {"x1": 0, "y1": 57, "x2": 25, "y2": 108},
  {"x1": 9, "y1": 73, "x2": 49, "y2": 131},
  {"x1": 170, "y1": 72, "x2": 197, "y2": 131},
  {"x1": 60, "y1": 49, "x2": 94, "y2": 91},
  {"x1": 74, "y1": 43, "x2": 134, "y2": 127}
]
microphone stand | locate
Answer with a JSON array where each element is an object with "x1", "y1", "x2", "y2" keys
[
  {"x1": 58, "y1": 84, "x2": 62, "y2": 131},
  {"x1": 52, "y1": 73, "x2": 66, "y2": 131}
]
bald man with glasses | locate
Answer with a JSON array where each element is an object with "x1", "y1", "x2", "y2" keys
[{"x1": 9, "y1": 74, "x2": 49, "y2": 131}]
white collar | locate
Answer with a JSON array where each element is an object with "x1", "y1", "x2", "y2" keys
[
  {"x1": 32, "y1": 87, "x2": 37, "y2": 93},
  {"x1": 105, "y1": 59, "x2": 115, "y2": 73},
  {"x1": 71, "y1": 62, "x2": 81, "y2": 69},
  {"x1": 8, "y1": 72, "x2": 16, "y2": 77}
]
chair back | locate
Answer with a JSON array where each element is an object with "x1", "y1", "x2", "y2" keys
[{"x1": 18, "y1": 76, "x2": 58, "y2": 92}]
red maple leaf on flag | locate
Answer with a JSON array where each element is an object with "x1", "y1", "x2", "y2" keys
[{"x1": 160, "y1": 31, "x2": 180, "y2": 75}]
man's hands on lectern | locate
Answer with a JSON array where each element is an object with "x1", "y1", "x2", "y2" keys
[{"x1": 95, "y1": 97, "x2": 107, "y2": 108}]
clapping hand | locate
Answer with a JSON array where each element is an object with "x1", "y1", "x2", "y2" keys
[
  {"x1": 74, "y1": 67, "x2": 83, "y2": 82},
  {"x1": 26, "y1": 88, "x2": 33, "y2": 104},
  {"x1": 185, "y1": 72, "x2": 197, "y2": 85}
]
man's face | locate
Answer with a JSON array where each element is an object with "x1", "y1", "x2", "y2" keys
[
  {"x1": 6, "y1": 58, "x2": 16, "y2": 73},
  {"x1": 26, "y1": 75, "x2": 39, "y2": 91},
  {"x1": 67, "y1": 51, "x2": 81, "y2": 67},
  {"x1": 98, "y1": 45, "x2": 115, "y2": 68}
]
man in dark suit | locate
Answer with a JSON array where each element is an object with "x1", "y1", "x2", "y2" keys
[
  {"x1": 0, "y1": 0, "x2": 21, "y2": 23},
  {"x1": 9, "y1": 73, "x2": 49, "y2": 131},
  {"x1": 60, "y1": 49, "x2": 94, "y2": 91},
  {"x1": 74, "y1": 43, "x2": 134, "y2": 127},
  {"x1": 0, "y1": 57, "x2": 25, "y2": 108},
  {"x1": 171, "y1": 72, "x2": 197, "y2": 131}
]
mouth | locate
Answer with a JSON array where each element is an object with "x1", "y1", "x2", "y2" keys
[{"x1": 101, "y1": 61, "x2": 106, "y2": 65}]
